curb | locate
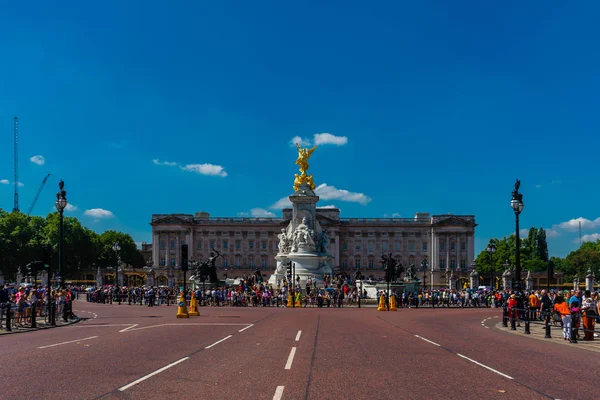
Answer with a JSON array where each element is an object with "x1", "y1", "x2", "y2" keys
[{"x1": 0, "y1": 316, "x2": 81, "y2": 336}]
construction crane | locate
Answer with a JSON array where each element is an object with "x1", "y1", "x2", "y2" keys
[
  {"x1": 13, "y1": 116, "x2": 19, "y2": 212},
  {"x1": 27, "y1": 173, "x2": 51, "y2": 216}
]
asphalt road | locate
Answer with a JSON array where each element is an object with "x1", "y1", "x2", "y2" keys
[{"x1": 2, "y1": 301, "x2": 598, "y2": 400}]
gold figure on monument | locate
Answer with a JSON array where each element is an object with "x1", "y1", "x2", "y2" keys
[{"x1": 293, "y1": 142, "x2": 317, "y2": 191}]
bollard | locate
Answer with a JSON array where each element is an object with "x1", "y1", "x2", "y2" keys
[
  {"x1": 6, "y1": 303, "x2": 12, "y2": 332},
  {"x1": 502, "y1": 305, "x2": 508, "y2": 327},
  {"x1": 63, "y1": 301, "x2": 68, "y2": 322},
  {"x1": 31, "y1": 301, "x2": 37, "y2": 328},
  {"x1": 524, "y1": 307, "x2": 530, "y2": 334},
  {"x1": 118, "y1": 292, "x2": 122, "y2": 305},
  {"x1": 569, "y1": 311, "x2": 577, "y2": 343},
  {"x1": 544, "y1": 312, "x2": 552, "y2": 338},
  {"x1": 50, "y1": 301, "x2": 56, "y2": 326},
  {"x1": 510, "y1": 307, "x2": 516, "y2": 331}
]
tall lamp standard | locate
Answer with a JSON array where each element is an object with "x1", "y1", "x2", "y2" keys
[
  {"x1": 54, "y1": 180, "x2": 68, "y2": 289},
  {"x1": 420, "y1": 257, "x2": 429, "y2": 292},
  {"x1": 112, "y1": 243, "x2": 121, "y2": 304},
  {"x1": 510, "y1": 180, "x2": 524, "y2": 292},
  {"x1": 486, "y1": 240, "x2": 496, "y2": 290}
]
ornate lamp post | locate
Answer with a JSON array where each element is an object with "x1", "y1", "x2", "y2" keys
[
  {"x1": 54, "y1": 180, "x2": 68, "y2": 289},
  {"x1": 510, "y1": 179, "x2": 524, "y2": 292},
  {"x1": 486, "y1": 240, "x2": 496, "y2": 289},
  {"x1": 420, "y1": 257, "x2": 429, "y2": 292},
  {"x1": 113, "y1": 243, "x2": 121, "y2": 303}
]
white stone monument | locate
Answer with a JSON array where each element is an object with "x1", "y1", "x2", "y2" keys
[
  {"x1": 586, "y1": 268, "x2": 595, "y2": 292},
  {"x1": 268, "y1": 144, "x2": 333, "y2": 287},
  {"x1": 502, "y1": 269, "x2": 513, "y2": 291},
  {"x1": 525, "y1": 270, "x2": 533, "y2": 291},
  {"x1": 469, "y1": 270, "x2": 480, "y2": 289},
  {"x1": 573, "y1": 276, "x2": 580, "y2": 291},
  {"x1": 16, "y1": 267, "x2": 23, "y2": 286},
  {"x1": 96, "y1": 266, "x2": 103, "y2": 287}
]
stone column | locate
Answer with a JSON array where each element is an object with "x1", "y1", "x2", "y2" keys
[
  {"x1": 525, "y1": 270, "x2": 533, "y2": 291},
  {"x1": 449, "y1": 270, "x2": 457, "y2": 291},
  {"x1": 573, "y1": 276, "x2": 580, "y2": 291},
  {"x1": 586, "y1": 269, "x2": 595, "y2": 292},
  {"x1": 40, "y1": 271, "x2": 48, "y2": 287},
  {"x1": 152, "y1": 231, "x2": 159, "y2": 265},
  {"x1": 456, "y1": 232, "x2": 461, "y2": 271},
  {"x1": 445, "y1": 234, "x2": 450, "y2": 271},
  {"x1": 175, "y1": 231, "x2": 180, "y2": 267},
  {"x1": 502, "y1": 270, "x2": 512, "y2": 291},
  {"x1": 96, "y1": 267, "x2": 103, "y2": 287},
  {"x1": 470, "y1": 270, "x2": 480, "y2": 289}
]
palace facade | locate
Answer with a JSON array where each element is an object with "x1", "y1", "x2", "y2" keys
[{"x1": 150, "y1": 209, "x2": 477, "y2": 288}]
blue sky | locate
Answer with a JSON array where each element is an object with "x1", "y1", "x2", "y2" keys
[{"x1": 1, "y1": 1, "x2": 599, "y2": 257}]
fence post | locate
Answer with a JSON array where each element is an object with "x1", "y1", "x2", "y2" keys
[
  {"x1": 31, "y1": 301, "x2": 37, "y2": 328},
  {"x1": 544, "y1": 312, "x2": 552, "y2": 338},
  {"x1": 6, "y1": 303, "x2": 12, "y2": 332},
  {"x1": 569, "y1": 311, "x2": 578, "y2": 343},
  {"x1": 524, "y1": 306, "x2": 530, "y2": 334},
  {"x1": 502, "y1": 305, "x2": 508, "y2": 327}
]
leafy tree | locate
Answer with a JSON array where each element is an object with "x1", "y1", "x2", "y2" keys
[{"x1": 536, "y1": 228, "x2": 549, "y2": 261}]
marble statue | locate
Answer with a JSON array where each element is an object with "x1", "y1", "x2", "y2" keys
[
  {"x1": 404, "y1": 264, "x2": 416, "y2": 281},
  {"x1": 278, "y1": 228, "x2": 292, "y2": 254},
  {"x1": 319, "y1": 229, "x2": 330, "y2": 254},
  {"x1": 291, "y1": 217, "x2": 316, "y2": 252}
]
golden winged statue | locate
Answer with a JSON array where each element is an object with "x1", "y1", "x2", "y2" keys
[{"x1": 293, "y1": 143, "x2": 317, "y2": 191}]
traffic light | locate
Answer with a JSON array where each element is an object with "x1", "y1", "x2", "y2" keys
[
  {"x1": 181, "y1": 244, "x2": 189, "y2": 271},
  {"x1": 286, "y1": 262, "x2": 292, "y2": 280},
  {"x1": 42, "y1": 244, "x2": 52, "y2": 268}
]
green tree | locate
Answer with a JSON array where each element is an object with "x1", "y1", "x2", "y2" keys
[
  {"x1": 536, "y1": 228, "x2": 549, "y2": 261},
  {"x1": 563, "y1": 246, "x2": 600, "y2": 282}
]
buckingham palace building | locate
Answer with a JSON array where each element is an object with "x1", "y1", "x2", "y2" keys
[{"x1": 150, "y1": 209, "x2": 477, "y2": 288}]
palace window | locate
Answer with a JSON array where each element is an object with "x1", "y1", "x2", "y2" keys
[
  {"x1": 160, "y1": 256, "x2": 166, "y2": 266},
  {"x1": 355, "y1": 257, "x2": 361, "y2": 268},
  {"x1": 423, "y1": 242, "x2": 428, "y2": 251},
  {"x1": 440, "y1": 259, "x2": 446, "y2": 270},
  {"x1": 262, "y1": 240, "x2": 267, "y2": 250},
  {"x1": 451, "y1": 242, "x2": 455, "y2": 250},
  {"x1": 460, "y1": 242, "x2": 466, "y2": 251},
  {"x1": 169, "y1": 257, "x2": 176, "y2": 267},
  {"x1": 450, "y1": 259, "x2": 456, "y2": 269},
  {"x1": 382, "y1": 241, "x2": 388, "y2": 251},
  {"x1": 210, "y1": 240, "x2": 215, "y2": 249},
  {"x1": 196, "y1": 241, "x2": 202, "y2": 249},
  {"x1": 262, "y1": 256, "x2": 267, "y2": 268},
  {"x1": 170, "y1": 240, "x2": 175, "y2": 249},
  {"x1": 236, "y1": 240, "x2": 241, "y2": 250},
  {"x1": 368, "y1": 241, "x2": 374, "y2": 251},
  {"x1": 460, "y1": 259, "x2": 466, "y2": 269},
  {"x1": 343, "y1": 241, "x2": 348, "y2": 250},
  {"x1": 409, "y1": 241, "x2": 415, "y2": 251},
  {"x1": 160, "y1": 240, "x2": 166, "y2": 250},
  {"x1": 249, "y1": 240, "x2": 254, "y2": 249},
  {"x1": 395, "y1": 241, "x2": 401, "y2": 251},
  {"x1": 249, "y1": 257, "x2": 254, "y2": 267},
  {"x1": 342, "y1": 258, "x2": 348, "y2": 268},
  {"x1": 223, "y1": 240, "x2": 228, "y2": 250},
  {"x1": 368, "y1": 257, "x2": 374, "y2": 269},
  {"x1": 235, "y1": 257, "x2": 241, "y2": 267},
  {"x1": 355, "y1": 241, "x2": 361, "y2": 251},
  {"x1": 223, "y1": 258, "x2": 229, "y2": 268},
  {"x1": 440, "y1": 241, "x2": 445, "y2": 251}
]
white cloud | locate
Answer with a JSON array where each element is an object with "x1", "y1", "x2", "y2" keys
[
  {"x1": 315, "y1": 183, "x2": 371, "y2": 205},
  {"x1": 556, "y1": 217, "x2": 600, "y2": 232},
  {"x1": 181, "y1": 163, "x2": 227, "y2": 177},
  {"x1": 17, "y1": 182, "x2": 24, "y2": 187},
  {"x1": 314, "y1": 133, "x2": 348, "y2": 146},
  {"x1": 236, "y1": 212, "x2": 249, "y2": 217},
  {"x1": 546, "y1": 229, "x2": 560, "y2": 238},
  {"x1": 152, "y1": 159, "x2": 178, "y2": 166},
  {"x1": 270, "y1": 196, "x2": 293, "y2": 210},
  {"x1": 251, "y1": 208, "x2": 276, "y2": 218},
  {"x1": 319, "y1": 205, "x2": 338, "y2": 209},
  {"x1": 153, "y1": 158, "x2": 227, "y2": 177},
  {"x1": 84, "y1": 208, "x2": 114, "y2": 218},
  {"x1": 65, "y1": 204, "x2": 78, "y2": 212},
  {"x1": 289, "y1": 132, "x2": 348, "y2": 147},
  {"x1": 0, "y1": 179, "x2": 8, "y2": 184},
  {"x1": 30, "y1": 155, "x2": 45, "y2": 165},
  {"x1": 289, "y1": 136, "x2": 312, "y2": 147},
  {"x1": 579, "y1": 233, "x2": 600, "y2": 243},
  {"x1": 519, "y1": 228, "x2": 529, "y2": 237}
]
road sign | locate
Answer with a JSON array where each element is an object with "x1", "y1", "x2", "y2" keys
[{"x1": 178, "y1": 301, "x2": 185, "y2": 307}]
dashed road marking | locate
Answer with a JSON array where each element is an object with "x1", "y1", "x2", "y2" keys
[
  {"x1": 295, "y1": 330, "x2": 302, "y2": 341},
  {"x1": 414, "y1": 334, "x2": 441, "y2": 347},
  {"x1": 285, "y1": 347, "x2": 297, "y2": 370},
  {"x1": 118, "y1": 357, "x2": 189, "y2": 391},
  {"x1": 456, "y1": 353, "x2": 514, "y2": 380},
  {"x1": 119, "y1": 324, "x2": 139, "y2": 332},
  {"x1": 273, "y1": 386, "x2": 285, "y2": 400},
  {"x1": 38, "y1": 336, "x2": 99, "y2": 349},
  {"x1": 205, "y1": 335, "x2": 232, "y2": 349}
]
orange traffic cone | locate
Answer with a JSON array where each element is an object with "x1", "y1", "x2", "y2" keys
[
  {"x1": 188, "y1": 292, "x2": 200, "y2": 316},
  {"x1": 389, "y1": 294, "x2": 397, "y2": 311},
  {"x1": 377, "y1": 294, "x2": 387, "y2": 311},
  {"x1": 176, "y1": 291, "x2": 189, "y2": 318}
]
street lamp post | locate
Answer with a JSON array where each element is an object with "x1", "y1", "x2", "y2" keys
[
  {"x1": 112, "y1": 243, "x2": 121, "y2": 304},
  {"x1": 54, "y1": 180, "x2": 68, "y2": 289},
  {"x1": 510, "y1": 179, "x2": 524, "y2": 292},
  {"x1": 420, "y1": 257, "x2": 429, "y2": 292},
  {"x1": 486, "y1": 240, "x2": 496, "y2": 290}
]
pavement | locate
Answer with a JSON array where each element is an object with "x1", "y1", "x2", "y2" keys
[
  {"x1": 0, "y1": 309, "x2": 78, "y2": 335},
  {"x1": 2, "y1": 300, "x2": 599, "y2": 400}
]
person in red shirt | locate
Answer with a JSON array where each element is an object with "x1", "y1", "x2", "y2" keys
[{"x1": 507, "y1": 293, "x2": 518, "y2": 322}]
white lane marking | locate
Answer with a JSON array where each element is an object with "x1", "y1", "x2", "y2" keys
[
  {"x1": 205, "y1": 335, "x2": 232, "y2": 349},
  {"x1": 414, "y1": 335, "x2": 441, "y2": 347},
  {"x1": 285, "y1": 347, "x2": 297, "y2": 370},
  {"x1": 38, "y1": 336, "x2": 99, "y2": 349},
  {"x1": 74, "y1": 324, "x2": 138, "y2": 328},
  {"x1": 295, "y1": 330, "x2": 302, "y2": 341},
  {"x1": 118, "y1": 357, "x2": 189, "y2": 391},
  {"x1": 119, "y1": 324, "x2": 139, "y2": 332},
  {"x1": 122, "y1": 323, "x2": 250, "y2": 333},
  {"x1": 273, "y1": 386, "x2": 285, "y2": 400},
  {"x1": 456, "y1": 353, "x2": 513, "y2": 380},
  {"x1": 238, "y1": 324, "x2": 254, "y2": 332}
]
